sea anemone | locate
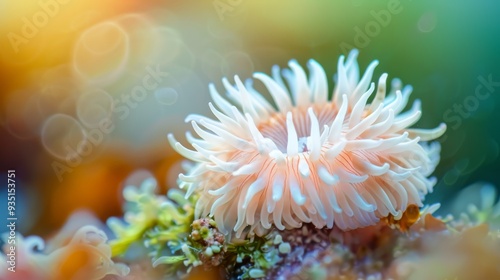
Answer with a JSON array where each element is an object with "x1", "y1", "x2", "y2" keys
[{"x1": 168, "y1": 50, "x2": 446, "y2": 237}]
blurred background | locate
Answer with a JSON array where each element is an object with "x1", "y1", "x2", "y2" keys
[{"x1": 0, "y1": 0, "x2": 499, "y2": 239}]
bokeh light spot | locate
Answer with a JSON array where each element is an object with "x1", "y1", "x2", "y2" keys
[
  {"x1": 418, "y1": 11, "x2": 437, "y2": 33},
  {"x1": 73, "y1": 21, "x2": 130, "y2": 85},
  {"x1": 37, "y1": 84, "x2": 77, "y2": 117},
  {"x1": 77, "y1": 89, "x2": 114, "y2": 128},
  {"x1": 41, "y1": 114, "x2": 88, "y2": 160},
  {"x1": 154, "y1": 87, "x2": 178, "y2": 106},
  {"x1": 443, "y1": 168, "x2": 460, "y2": 186}
]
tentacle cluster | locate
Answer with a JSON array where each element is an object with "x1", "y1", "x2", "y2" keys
[{"x1": 169, "y1": 50, "x2": 446, "y2": 237}]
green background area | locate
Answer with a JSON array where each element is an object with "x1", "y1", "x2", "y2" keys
[{"x1": 213, "y1": 0, "x2": 500, "y2": 206}]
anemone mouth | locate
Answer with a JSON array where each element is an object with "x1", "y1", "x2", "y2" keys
[{"x1": 257, "y1": 104, "x2": 340, "y2": 154}]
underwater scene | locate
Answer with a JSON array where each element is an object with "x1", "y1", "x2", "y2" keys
[{"x1": 1, "y1": 1, "x2": 499, "y2": 279}]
